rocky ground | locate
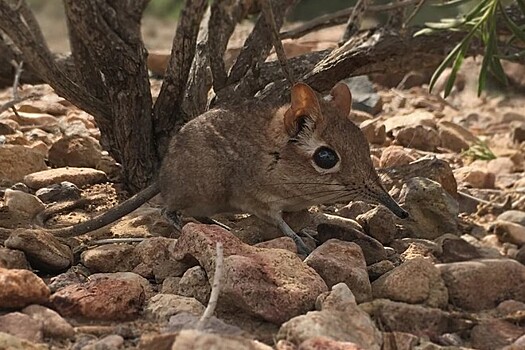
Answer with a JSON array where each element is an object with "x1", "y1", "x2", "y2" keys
[{"x1": 1, "y1": 26, "x2": 525, "y2": 350}]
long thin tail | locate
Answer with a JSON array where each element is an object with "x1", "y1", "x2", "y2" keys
[{"x1": 52, "y1": 182, "x2": 161, "y2": 238}]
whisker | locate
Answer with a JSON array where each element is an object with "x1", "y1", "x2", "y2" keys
[
  {"x1": 265, "y1": 189, "x2": 346, "y2": 204},
  {"x1": 261, "y1": 181, "x2": 347, "y2": 187}
]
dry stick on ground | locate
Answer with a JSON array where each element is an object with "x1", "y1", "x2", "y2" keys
[
  {"x1": 260, "y1": 0, "x2": 295, "y2": 85},
  {"x1": 197, "y1": 242, "x2": 224, "y2": 331},
  {"x1": 153, "y1": 0, "x2": 208, "y2": 156},
  {"x1": 280, "y1": 0, "x2": 422, "y2": 40}
]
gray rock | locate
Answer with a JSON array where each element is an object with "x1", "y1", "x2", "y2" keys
[
  {"x1": 437, "y1": 259, "x2": 525, "y2": 311},
  {"x1": 357, "y1": 205, "x2": 397, "y2": 244},
  {"x1": 434, "y1": 235, "x2": 482, "y2": 263},
  {"x1": 337, "y1": 201, "x2": 372, "y2": 220},
  {"x1": 81, "y1": 244, "x2": 139, "y2": 273},
  {"x1": 498, "y1": 211, "x2": 525, "y2": 226},
  {"x1": 0, "y1": 332, "x2": 47, "y2": 350},
  {"x1": 372, "y1": 257, "x2": 448, "y2": 308},
  {"x1": 470, "y1": 319, "x2": 525, "y2": 350},
  {"x1": 5, "y1": 228, "x2": 73, "y2": 272},
  {"x1": 277, "y1": 283, "x2": 382, "y2": 349},
  {"x1": 22, "y1": 304, "x2": 75, "y2": 339},
  {"x1": 398, "y1": 177, "x2": 459, "y2": 240},
  {"x1": 0, "y1": 247, "x2": 30, "y2": 269},
  {"x1": 171, "y1": 329, "x2": 273, "y2": 350},
  {"x1": 133, "y1": 237, "x2": 189, "y2": 281},
  {"x1": 367, "y1": 260, "x2": 395, "y2": 281},
  {"x1": 145, "y1": 294, "x2": 205, "y2": 322},
  {"x1": 305, "y1": 240, "x2": 372, "y2": 303},
  {"x1": 317, "y1": 224, "x2": 387, "y2": 265},
  {"x1": 360, "y1": 299, "x2": 471, "y2": 337},
  {"x1": 81, "y1": 334, "x2": 125, "y2": 350},
  {"x1": 35, "y1": 181, "x2": 81, "y2": 203},
  {"x1": 177, "y1": 266, "x2": 211, "y2": 305},
  {"x1": 161, "y1": 277, "x2": 181, "y2": 294},
  {"x1": 344, "y1": 76, "x2": 382, "y2": 115},
  {"x1": 0, "y1": 312, "x2": 43, "y2": 343},
  {"x1": 493, "y1": 221, "x2": 525, "y2": 247}
]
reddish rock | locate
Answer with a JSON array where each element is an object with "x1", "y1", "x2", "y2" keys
[
  {"x1": 471, "y1": 319, "x2": 525, "y2": 350},
  {"x1": 48, "y1": 135, "x2": 103, "y2": 168},
  {"x1": 299, "y1": 336, "x2": 364, "y2": 350},
  {"x1": 0, "y1": 268, "x2": 50, "y2": 309},
  {"x1": 379, "y1": 146, "x2": 416, "y2": 168},
  {"x1": 0, "y1": 312, "x2": 43, "y2": 343},
  {"x1": 172, "y1": 223, "x2": 328, "y2": 324},
  {"x1": 51, "y1": 275, "x2": 145, "y2": 320},
  {"x1": 0, "y1": 145, "x2": 47, "y2": 185},
  {"x1": 24, "y1": 167, "x2": 107, "y2": 189},
  {"x1": 356, "y1": 206, "x2": 397, "y2": 244}
]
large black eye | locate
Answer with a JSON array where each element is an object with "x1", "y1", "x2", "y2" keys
[{"x1": 313, "y1": 147, "x2": 339, "y2": 169}]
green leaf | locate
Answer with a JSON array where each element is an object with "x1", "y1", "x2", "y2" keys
[
  {"x1": 429, "y1": 42, "x2": 464, "y2": 93},
  {"x1": 444, "y1": 44, "x2": 468, "y2": 97},
  {"x1": 425, "y1": 20, "x2": 464, "y2": 29},
  {"x1": 431, "y1": 0, "x2": 474, "y2": 7},
  {"x1": 516, "y1": 0, "x2": 525, "y2": 15},
  {"x1": 414, "y1": 28, "x2": 436, "y2": 36}
]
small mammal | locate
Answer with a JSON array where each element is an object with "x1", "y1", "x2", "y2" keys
[{"x1": 49, "y1": 82, "x2": 408, "y2": 254}]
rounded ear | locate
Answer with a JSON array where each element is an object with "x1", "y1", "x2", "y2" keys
[
  {"x1": 284, "y1": 83, "x2": 321, "y2": 136},
  {"x1": 330, "y1": 82, "x2": 352, "y2": 117}
]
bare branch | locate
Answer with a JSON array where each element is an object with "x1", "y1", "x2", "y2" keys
[
  {"x1": 153, "y1": 0, "x2": 208, "y2": 157},
  {"x1": 340, "y1": 0, "x2": 369, "y2": 44},
  {"x1": 260, "y1": 0, "x2": 295, "y2": 85},
  {"x1": 280, "y1": 0, "x2": 422, "y2": 40},
  {"x1": 0, "y1": 92, "x2": 40, "y2": 114},
  {"x1": 227, "y1": 0, "x2": 297, "y2": 86}
]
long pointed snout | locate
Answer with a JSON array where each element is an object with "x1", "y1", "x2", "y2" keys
[{"x1": 377, "y1": 191, "x2": 409, "y2": 219}]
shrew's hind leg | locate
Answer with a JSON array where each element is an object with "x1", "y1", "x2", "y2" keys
[{"x1": 273, "y1": 215, "x2": 312, "y2": 256}]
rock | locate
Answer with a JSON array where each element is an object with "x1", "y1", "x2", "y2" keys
[
  {"x1": 0, "y1": 247, "x2": 30, "y2": 269},
  {"x1": 161, "y1": 277, "x2": 181, "y2": 294},
  {"x1": 0, "y1": 312, "x2": 43, "y2": 342},
  {"x1": 50, "y1": 273, "x2": 145, "y2": 320},
  {"x1": 305, "y1": 240, "x2": 371, "y2": 303},
  {"x1": 379, "y1": 146, "x2": 416, "y2": 168},
  {"x1": 470, "y1": 319, "x2": 525, "y2": 350},
  {"x1": 277, "y1": 283, "x2": 382, "y2": 350},
  {"x1": 24, "y1": 167, "x2": 107, "y2": 189},
  {"x1": 298, "y1": 337, "x2": 364, "y2": 350},
  {"x1": 512, "y1": 124, "x2": 525, "y2": 144},
  {"x1": 167, "y1": 312, "x2": 247, "y2": 337},
  {"x1": 81, "y1": 244, "x2": 139, "y2": 273},
  {"x1": 336, "y1": 201, "x2": 372, "y2": 220},
  {"x1": 0, "y1": 121, "x2": 16, "y2": 135},
  {"x1": 317, "y1": 224, "x2": 387, "y2": 265},
  {"x1": 356, "y1": 206, "x2": 397, "y2": 244},
  {"x1": 0, "y1": 145, "x2": 47, "y2": 185},
  {"x1": 133, "y1": 237, "x2": 190, "y2": 281},
  {"x1": 138, "y1": 332, "x2": 177, "y2": 350},
  {"x1": 453, "y1": 166, "x2": 495, "y2": 189},
  {"x1": 488, "y1": 157, "x2": 515, "y2": 176},
  {"x1": 381, "y1": 332, "x2": 419, "y2": 350},
  {"x1": 498, "y1": 210, "x2": 525, "y2": 226},
  {"x1": 177, "y1": 266, "x2": 211, "y2": 305},
  {"x1": 360, "y1": 299, "x2": 470, "y2": 337},
  {"x1": 367, "y1": 260, "x2": 395, "y2": 281},
  {"x1": 0, "y1": 268, "x2": 50, "y2": 308},
  {"x1": 437, "y1": 259, "x2": 525, "y2": 310},
  {"x1": 35, "y1": 181, "x2": 81, "y2": 203},
  {"x1": 22, "y1": 304, "x2": 75, "y2": 339},
  {"x1": 9, "y1": 111, "x2": 57, "y2": 126},
  {"x1": 517, "y1": 246, "x2": 525, "y2": 265},
  {"x1": 47, "y1": 265, "x2": 90, "y2": 293},
  {"x1": 171, "y1": 329, "x2": 273, "y2": 350},
  {"x1": 437, "y1": 121, "x2": 477, "y2": 152},
  {"x1": 48, "y1": 135, "x2": 103, "y2": 168},
  {"x1": 360, "y1": 119, "x2": 386, "y2": 145},
  {"x1": 145, "y1": 294, "x2": 205, "y2": 322},
  {"x1": 494, "y1": 221, "x2": 525, "y2": 246},
  {"x1": 255, "y1": 237, "x2": 297, "y2": 253},
  {"x1": 173, "y1": 223, "x2": 327, "y2": 324},
  {"x1": 398, "y1": 177, "x2": 459, "y2": 240},
  {"x1": 434, "y1": 235, "x2": 482, "y2": 263},
  {"x1": 344, "y1": 76, "x2": 382, "y2": 115},
  {"x1": 5, "y1": 229, "x2": 73, "y2": 272},
  {"x1": 4, "y1": 189, "x2": 45, "y2": 219},
  {"x1": 497, "y1": 300, "x2": 525, "y2": 315},
  {"x1": 82, "y1": 335, "x2": 125, "y2": 350},
  {"x1": 400, "y1": 242, "x2": 438, "y2": 262},
  {"x1": 504, "y1": 334, "x2": 525, "y2": 350},
  {"x1": 383, "y1": 110, "x2": 435, "y2": 133},
  {"x1": 394, "y1": 125, "x2": 441, "y2": 152},
  {"x1": 0, "y1": 332, "x2": 48, "y2": 350},
  {"x1": 371, "y1": 257, "x2": 448, "y2": 308}
]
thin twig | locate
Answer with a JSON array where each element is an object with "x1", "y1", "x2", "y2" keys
[
  {"x1": 280, "y1": 0, "x2": 422, "y2": 40},
  {"x1": 0, "y1": 93, "x2": 39, "y2": 114},
  {"x1": 340, "y1": 0, "x2": 369, "y2": 44},
  {"x1": 259, "y1": 0, "x2": 295, "y2": 85},
  {"x1": 12, "y1": 60, "x2": 23, "y2": 100},
  {"x1": 197, "y1": 242, "x2": 224, "y2": 330}
]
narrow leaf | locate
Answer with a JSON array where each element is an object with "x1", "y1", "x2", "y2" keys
[{"x1": 444, "y1": 44, "x2": 468, "y2": 97}]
